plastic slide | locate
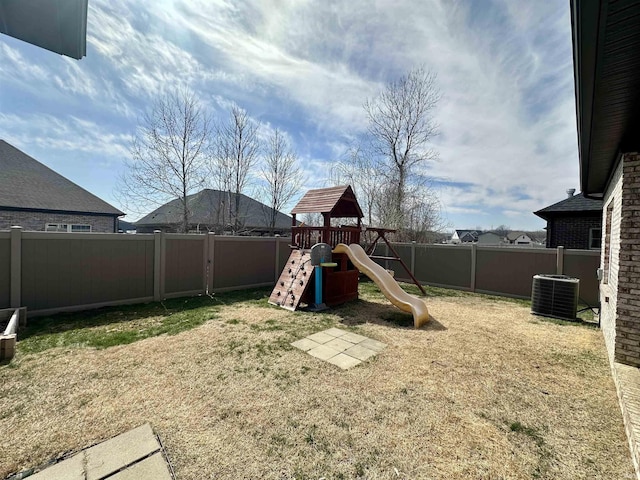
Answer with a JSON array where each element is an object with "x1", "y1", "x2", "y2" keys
[{"x1": 333, "y1": 243, "x2": 430, "y2": 328}]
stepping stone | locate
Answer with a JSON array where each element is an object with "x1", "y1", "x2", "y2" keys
[
  {"x1": 307, "y1": 344, "x2": 341, "y2": 361},
  {"x1": 291, "y1": 338, "x2": 321, "y2": 352},
  {"x1": 326, "y1": 353, "x2": 362, "y2": 370},
  {"x1": 109, "y1": 452, "x2": 172, "y2": 480},
  {"x1": 324, "y1": 337, "x2": 353, "y2": 352},
  {"x1": 340, "y1": 332, "x2": 368, "y2": 344},
  {"x1": 359, "y1": 338, "x2": 387, "y2": 352},
  {"x1": 344, "y1": 344, "x2": 378, "y2": 361},
  {"x1": 307, "y1": 331, "x2": 334, "y2": 344},
  {"x1": 323, "y1": 327, "x2": 348, "y2": 338}
]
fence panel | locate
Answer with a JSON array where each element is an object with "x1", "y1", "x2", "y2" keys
[
  {"x1": 475, "y1": 247, "x2": 556, "y2": 298},
  {"x1": 388, "y1": 243, "x2": 412, "y2": 280},
  {"x1": 278, "y1": 237, "x2": 292, "y2": 273},
  {"x1": 21, "y1": 233, "x2": 154, "y2": 313},
  {"x1": 0, "y1": 233, "x2": 9, "y2": 308},
  {"x1": 414, "y1": 245, "x2": 472, "y2": 289},
  {"x1": 164, "y1": 235, "x2": 206, "y2": 298},
  {"x1": 212, "y1": 237, "x2": 276, "y2": 291},
  {"x1": 564, "y1": 250, "x2": 600, "y2": 305}
]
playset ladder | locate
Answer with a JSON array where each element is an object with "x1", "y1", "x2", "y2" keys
[{"x1": 268, "y1": 250, "x2": 313, "y2": 311}]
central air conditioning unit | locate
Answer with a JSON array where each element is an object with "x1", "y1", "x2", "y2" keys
[{"x1": 531, "y1": 274, "x2": 579, "y2": 321}]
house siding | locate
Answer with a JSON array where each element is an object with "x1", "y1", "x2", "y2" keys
[
  {"x1": 615, "y1": 153, "x2": 640, "y2": 367},
  {"x1": 547, "y1": 214, "x2": 602, "y2": 249},
  {"x1": 601, "y1": 160, "x2": 623, "y2": 362},
  {"x1": 0, "y1": 209, "x2": 116, "y2": 233}
]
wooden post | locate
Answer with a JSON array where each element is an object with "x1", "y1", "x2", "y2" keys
[
  {"x1": 470, "y1": 243, "x2": 477, "y2": 292},
  {"x1": 556, "y1": 246, "x2": 564, "y2": 275},
  {"x1": 10, "y1": 226, "x2": 22, "y2": 308}
]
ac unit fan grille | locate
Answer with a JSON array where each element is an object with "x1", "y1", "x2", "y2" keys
[{"x1": 531, "y1": 274, "x2": 579, "y2": 321}]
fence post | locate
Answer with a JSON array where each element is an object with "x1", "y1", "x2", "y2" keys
[
  {"x1": 207, "y1": 233, "x2": 215, "y2": 293},
  {"x1": 10, "y1": 226, "x2": 22, "y2": 308},
  {"x1": 385, "y1": 242, "x2": 390, "y2": 271},
  {"x1": 556, "y1": 246, "x2": 564, "y2": 275},
  {"x1": 470, "y1": 243, "x2": 477, "y2": 292},
  {"x1": 274, "y1": 235, "x2": 281, "y2": 282},
  {"x1": 411, "y1": 241, "x2": 416, "y2": 275},
  {"x1": 202, "y1": 234, "x2": 209, "y2": 295},
  {"x1": 153, "y1": 231, "x2": 164, "y2": 301}
]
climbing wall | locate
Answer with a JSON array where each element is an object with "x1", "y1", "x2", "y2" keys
[{"x1": 268, "y1": 249, "x2": 313, "y2": 311}]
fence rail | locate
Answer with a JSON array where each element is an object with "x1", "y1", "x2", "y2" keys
[{"x1": 0, "y1": 227, "x2": 601, "y2": 316}]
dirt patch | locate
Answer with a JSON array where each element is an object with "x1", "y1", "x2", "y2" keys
[{"x1": 0, "y1": 286, "x2": 633, "y2": 479}]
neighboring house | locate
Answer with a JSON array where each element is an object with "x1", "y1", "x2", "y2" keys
[
  {"x1": 505, "y1": 231, "x2": 533, "y2": 245},
  {"x1": 451, "y1": 230, "x2": 479, "y2": 244},
  {"x1": 117, "y1": 219, "x2": 137, "y2": 234},
  {"x1": 534, "y1": 189, "x2": 603, "y2": 249},
  {"x1": 0, "y1": 140, "x2": 124, "y2": 233},
  {"x1": 477, "y1": 232, "x2": 503, "y2": 245},
  {"x1": 136, "y1": 189, "x2": 295, "y2": 235},
  {"x1": 572, "y1": 3, "x2": 640, "y2": 475},
  {"x1": 0, "y1": 0, "x2": 88, "y2": 59}
]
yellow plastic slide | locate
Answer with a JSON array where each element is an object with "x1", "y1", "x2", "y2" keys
[{"x1": 333, "y1": 243, "x2": 430, "y2": 328}]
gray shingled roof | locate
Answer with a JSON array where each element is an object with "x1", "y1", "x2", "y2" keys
[
  {"x1": 0, "y1": 140, "x2": 124, "y2": 215},
  {"x1": 136, "y1": 189, "x2": 294, "y2": 229},
  {"x1": 534, "y1": 193, "x2": 602, "y2": 220}
]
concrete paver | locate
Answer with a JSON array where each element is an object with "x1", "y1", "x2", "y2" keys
[
  {"x1": 306, "y1": 331, "x2": 334, "y2": 344},
  {"x1": 323, "y1": 327, "x2": 348, "y2": 338},
  {"x1": 324, "y1": 337, "x2": 353, "y2": 352},
  {"x1": 326, "y1": 353, "x2": 362, "y2": 369},
  {"x1": 292, "y1": 328, "x2": 386, "y2": 370},
  {"x1": 109, "y1": 453, "x2": 172, "y2": 480},
  {"x1": 29, "y1": 452, "x2": 85, "y2": 480},
  {"x1": 28, "y1": 424, "x2": 170, "y2": 480},
  {"x1": 359, "y1": 338, "x2": 387, "y2": 352},
  {"x1": 340, "y1": 332, "x2": 368, "y2": 344},
  {"x1": 290, "y1": 338, "x2": 321, "y2": 352},
  {"x1": 86, "y1": 424, "x2": 160, "y2": 480},
  {"x1": 307, "y1": 344, "x2": 342, "y2": 361},
  {"x1": 344, "y1": 344, "x2": 377, "y2": 361}
]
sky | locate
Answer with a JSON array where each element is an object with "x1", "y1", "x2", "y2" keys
[{"x1": 0, "y1": 0, "x2": 579, "y2": 232}]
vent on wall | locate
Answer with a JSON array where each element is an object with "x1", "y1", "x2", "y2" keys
[{"x1": 531, "y1": 274, "x2": 579, "y2": 321}]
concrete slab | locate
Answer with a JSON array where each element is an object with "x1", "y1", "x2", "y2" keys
[
  {"x1": 340, "y1": 332, "x2": 368, "y2": 344},
  {"x1": 307, "y1": 331, "x2": 334, "y2": 344},
  {"x1": 359, "y1": 338, "x2": 387, "y2": 352},
  {"x1": 109, "y1": 453, "x2": 172, "y2": 480},
  {"x1": 85, "y1": 424, "x2": 160, "y2": 480},
  {"x1": 323, "y1": 327, "x2": 348, "y2": 338},
  {"x1": 326, "y1": 353, "x2": 362, "y2": 370},
  {"x1": 344, "y1": 344, "x2": 378, "y2": 361},
  {"x1": 307, "y1": 344, "x2": 341, "y2": 361},
  {"x1": 291, "y1": 338, "x2": 321, "y2": 352},
  {"x1": 29, "y1": 452, "x2": 86, "y2": 480},
  {"x1": 324, "y1": 337, "x2": 354, "y2": 352}
]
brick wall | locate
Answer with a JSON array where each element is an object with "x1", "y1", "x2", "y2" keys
[
  {"x1": 615, "y1": 152, "x2": 640, "y2": 367},
  {"x1": 0, "y1": 210, "x2": 116, "y2": 233},
  {"x1": 601, "y1": 159, "x2": 623, "y2": 362},
  {"x1": 548, "y1": 214, "x2": 602, "y2": 249}
]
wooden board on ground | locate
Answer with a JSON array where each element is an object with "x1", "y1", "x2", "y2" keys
[{"x1": 269, "y1": 250, "x2": 313, "y2": 311}]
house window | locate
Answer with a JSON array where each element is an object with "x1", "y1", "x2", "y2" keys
[
  {"x1": 45, "y1": 223, "x2": 68, "y2": 232},
  {"x1": 45, "y1": 223, "x2": 91, "y2": 233},
  {"x1": 589, "y1": 228, "x2": 602, "y2": 250}
]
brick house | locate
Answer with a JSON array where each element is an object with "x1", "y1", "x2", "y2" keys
[
  {"x1": 135, "y1": 189, "x2": 294, "y2": 235},
  {"x1": 0, "y1": 140, "x2": 124, "y2": 232},
  {"x1": 534, "y1": 190, "x2": 603, "y2": 249},
  {"x1": 572, "y1": 1, "x2": 640, "y2": 475}
]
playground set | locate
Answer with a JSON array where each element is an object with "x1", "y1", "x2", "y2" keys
[{"x1": 268, "y1": 185, "x2": 430, "y2": 328}]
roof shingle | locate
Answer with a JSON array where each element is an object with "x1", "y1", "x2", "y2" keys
[{"x1": 0, "y1": 140, "x2": 124, "y2": 216}]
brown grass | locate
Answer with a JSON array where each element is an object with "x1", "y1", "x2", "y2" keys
[{"x1": 0, "y1": 285, "x2": 633, "y2": 479}]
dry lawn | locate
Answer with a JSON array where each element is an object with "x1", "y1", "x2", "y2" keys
[{"x1": 0, "y1": 284, "x2": 634, "y2": 479}]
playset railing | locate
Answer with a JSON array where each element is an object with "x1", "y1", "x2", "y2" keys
[{"x1": 291, "y1": 226, "x2": 361, "y2": 249}]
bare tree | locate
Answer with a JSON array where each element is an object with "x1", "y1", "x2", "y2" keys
[
  {"x1": 364, "y1": 67, "x2": 440, "y2": 233},
  {"x1": 330, "y1": 145, "x2": 382, "y2": 227},
  {"x1": 213, "y1": 105, "x2": 260, "y2": 233},
  {"x1": 259, "y1": 128, "x2": 305, "y2": 234},
  {"x1": 117, "y1": 89, "x2": 210, "y2": 233}
]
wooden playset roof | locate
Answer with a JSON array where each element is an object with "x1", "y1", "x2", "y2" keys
[{"x1": 291, "y1": 185, "x2": 363, "y2": 218}]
